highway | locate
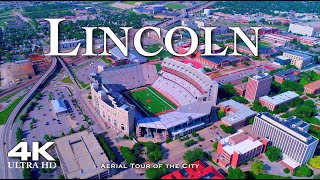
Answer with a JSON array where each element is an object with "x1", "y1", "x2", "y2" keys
[
  {"x1": 0, "y1": 57, "x2": 58, "y2": 179},
  {"x1": 57, "y1": 56, "x2": 81, "y2": 89},
  {"x1": 156, "y1": 1, "x2": 215, "y2": 29}
]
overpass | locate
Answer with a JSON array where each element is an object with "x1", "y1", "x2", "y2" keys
[
  {"x1": 156, "y1": 1, "x2": 215, "y2": 30},
  {"x1": 0, "y1": 57, "x2": 58, "y2": 179},
  {"x1": 57, "y1": 56, "x2": 81, "y2": 89}
]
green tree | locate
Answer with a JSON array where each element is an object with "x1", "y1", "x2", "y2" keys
[
  {"x1": 218, "y1": 110, "x2": 226, "y2": 119},
  {"x1": 145, "y1": 165, "x2": 169, "y2": 179},
  {"x1": 69, "y1": 128, "x2": 75, "y2": 134},
  {"x1": 213, "y1": 141, "x2": 218, "y2": 150},
  {"x1": 16, "y1": 128, "x2": 23, "y2": 143},
  {"x1": 251, "y1": 161, "x2": 264, "y2": 175},
  {"x1": 22, "y1": 168, "x2": 32, "y2": 179},
  {"x1": 80, "y1": 125, "x2": 86, "y2": 131},
  {"x1": 283, "y1": 168, "x2": 290, "y2": 174},
  {"x1": 120, "y1": 146, "x2": 137, "y2": 164},
  {"x1": 249, "y1": 117, "x2": 255, "y2": 124},
  {"x1": 5, "y1": 52, "x2": 12, "y2": 62},
  {"x1": 265, "y1": 146, "x2": 282, "y2": 162},
  {"x1": 147, "y1": 150, "x2": 163, "y2": 162},
  {"x1": 183, "y1": 148, "x2": 206, "y2": 164},
  {"x1": 293, "y1": 165, "x2": 313, "y2": 177},
  {"x1": 227, "y1": 167, "x2": 247, "y2": 179},
  {"x1": 242, "y1": 76, "x2": 249, "y2": 83},
  {"x1": 220, "y1": 124, "x2": 234, "y2": 134},
  {"x1": 309, "y1": 156, "x2": 320, "y2": 169}
]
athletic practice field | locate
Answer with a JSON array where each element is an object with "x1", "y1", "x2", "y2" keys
[{"x1": 130, "y1": 86, "x2": 177, "y2": 114}]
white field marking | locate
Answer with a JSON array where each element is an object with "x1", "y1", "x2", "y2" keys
[{"x1": 146, "y1": 86, "x2": 176, "y2": 109}]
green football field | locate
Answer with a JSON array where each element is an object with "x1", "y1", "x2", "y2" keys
[{"x1": 131, "y1": 86, "x2": 177, "y2": 114}]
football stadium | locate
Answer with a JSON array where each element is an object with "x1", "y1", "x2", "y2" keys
[{"x1": 90, "y1": 58, "x2": 219, "y2": 141}]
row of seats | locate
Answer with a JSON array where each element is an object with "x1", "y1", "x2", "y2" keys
[
  {"x1": 162, "y1": 72, "x2": 202, "y2": 98},
  {"x1": 152, "y1": 77, "x2": 196, "y2": 106},
  {"x1": 161, "y1": 58, "x2": 212, "y2": 90},
  {"x1": 101, "y1": 64, "x2": 159, "y2": 90}
]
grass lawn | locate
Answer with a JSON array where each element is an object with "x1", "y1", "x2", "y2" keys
[
  {"x1": 101, "y1": 57, "x2": 112, "y2": 65},
  {"x1": 0, "y1": 96, "x2": 23, "y2": 125},
  {"x1": 145, "y1": 44, "x2": 172, "y2": 61},
  {"x1": 245, "y1": 171, "x2": 291, "y2": 179},
  {"x1": 123, "y1": 1, "x2": 154, "y2": 4},
  {"x1": 238, "y1": 41, "x2": 270, "y2": 49},
  {"x1": 131, "y1": 86, "x2": 177, "y2": 114},
  {"x1": 61, "y1": 76, "x2": 74, "y2": 85},
  {"x1": 165, "y1": 3, "x2": 187, "y2": 10},
  {"x1": 155, "y1": 64, "x2": 162, "y2": 72}
]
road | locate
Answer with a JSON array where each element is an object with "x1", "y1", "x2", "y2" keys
[
  {"x1": 0, "y1": 57, "x2": 58, "y2": 179},
  {"x1": 57, "y1": 56, "x2": 81, "y2": 89},
  {"x1": 156, "y1": 1, "x2": 215, "y2": 29}
]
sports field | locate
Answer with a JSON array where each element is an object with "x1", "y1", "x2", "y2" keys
[{"x1": 131, "y1": 86, "x2": 177, "y2": 114}]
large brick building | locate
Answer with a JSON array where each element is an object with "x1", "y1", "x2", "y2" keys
[
  {"x1": 304, "y1": 80, "x2": 320, "y2": 95},
  {"x1": 245, "y1": 73, "x2": 272, "y2": 102}
]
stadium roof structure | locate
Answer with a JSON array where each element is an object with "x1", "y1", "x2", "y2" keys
[
  {"x1": 137, "y1": 101, "x2": 212, "y2": 129},
  {"x1": 51, "y1": 99, "x2": 68, "y2": 114},
  {"x1": 109, "y1": 46, "x2": 147, "y2": 63},
  {"x1": 201, "y1": 55, "x2": 238, "y2": 65}
]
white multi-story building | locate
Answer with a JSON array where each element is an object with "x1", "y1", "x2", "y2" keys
[
  {"x1": 283, "y1": 50, "x2": 313, "y2": 69},
  {"x1": 252, "y1": 113, "x2": 318, "y2": 165},
  {"x1": 288, "y1": 23, "x2": 315, "y2": 37}
]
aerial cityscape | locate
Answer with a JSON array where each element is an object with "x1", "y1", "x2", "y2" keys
[{"x1": 0, "y1": 1, "x2": 320, "y2": 179}]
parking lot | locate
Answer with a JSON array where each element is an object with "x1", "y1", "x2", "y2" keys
[
  {"x1": 72, "y1": 59, "x2": 107, "y2": 85},
  {"x1": 162, "y1": 121, "x2": 229, "y2": 165},
  {"x1": 22, "y1": 86, "x2": 89, "y2": 143}
]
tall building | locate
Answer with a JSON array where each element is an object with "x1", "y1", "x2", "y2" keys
[
  {"x1": 253, "y1": 113, "x2": 319, "y2": 166},
  {"x1": 245, "y1": 73, "x2": 272, "y2": 102}
]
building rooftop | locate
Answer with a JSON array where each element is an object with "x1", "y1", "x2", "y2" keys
[
  {"x1": 234, "y1": 82, "x2": 247, "y2": 91},
  {"x1": 220, "y1": 130, "x2": 263, "y2": 155},
  {"x1": 109, "y1": 46, "x2": 147, "y2": 63},
  {"x1": 51, "y1": 99, "x2": 68, "y2": 113},
  {"x1": 256, "y1": 112, "x2": 318, "y2": 144},
  {"x1": 54, "y1": 131, "x2": 110, "y2": 179},
  {"x1": 251, "y1": 73, "x2": 271, "y2": 80},
  {"x1": 260, "y1": 91, "x2": 299, "y2": 106},
  {"x1": 304, "y1": 80, "x2": 320, "y2": 91},
  {"x1": 219, "y1": 100, "x2": 256, "y2": 125},
  {"x1": 137, "y1": 101, "x2": 213, "y2": 129},
  {"x1": 275, "y1": 55, "x2": 291, "y2": 61},
  {"x1": 202, "y1": 55, "x2": 238, "y2": 65},
  {"x1": 284, "y1": 50, "x2": 313, "y2": 60},
  {"x1": 161, "y1": 160, "x2": 225, "y2": 179}
]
